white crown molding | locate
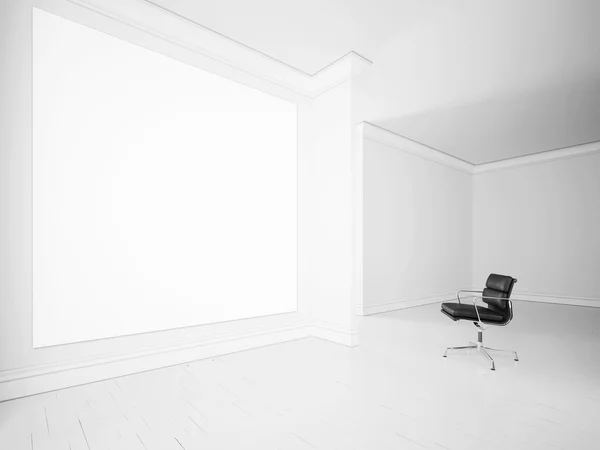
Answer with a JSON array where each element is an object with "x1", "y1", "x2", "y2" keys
[
  {"x1": 44, "y1": 0, "x2": 372, "y2": 98},
  {"x1": 473, "y1": 140, "x2": 600, "y2": 174},
  {"x1": 360, "y1": 122, "x2": 600, "y2": 175},
  {"x1": 359, "y1": 122, "x2": 475, "y2": 174},
  {"x1": 310, "y1": 52, "x2": 372, "y2": 97}
]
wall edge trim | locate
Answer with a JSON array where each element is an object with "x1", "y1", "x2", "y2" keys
[
  {"x1": 511, "y1": 292, "x2": 600, "y2": 308},
  {"x1": 360, "y1": 122, "x2": 475, "y2": 174},
  {"x1": 43, "y1": 0, "x2": 372, "y2": 98},
  {"x1": 357, "y1": 292, "x2": 455, "y2": 316},
  {"x1": 0, "y1": 320, "x2": 362, "y2": 402},
  {"x1": 360, "y1": 122, "x2": 600, "y2": 175}
]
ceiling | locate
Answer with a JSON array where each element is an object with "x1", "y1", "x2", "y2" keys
[{"x1": 151, "y1": 0, "x2": 600, "y2": 164}]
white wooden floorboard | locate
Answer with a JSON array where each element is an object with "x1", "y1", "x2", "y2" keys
[{"x1": 1, "y1": 301, "x2": 599, "y2": 449}]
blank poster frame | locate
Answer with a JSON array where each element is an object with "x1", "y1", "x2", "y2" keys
[{"x1": 32, "y1": 8, "x2": 298, "y2": 348}]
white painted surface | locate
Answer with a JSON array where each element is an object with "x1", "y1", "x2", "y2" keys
[
  {"x1": 304, "y1": 80, "x2": 357, "y2": 337},
  {"x1": 2, "y1": 302, "x2": 599, "y2": 450},
  {"x1": 362, "y1": 135, "x2": 473, "y2": 312},
  {"x1": 353, "y1": 0, "x2": 600, "y2": 163},
  {"x1": 147, "y1": 0, "x2": 430, "y2": 74},
  {"x1": 33, "y1": 9, "x2": 298, "y2": 347},
  {"x1": 361, "y1": 122, "x2": 473, "y2": 173},
  {"x1": 367, "y1": 78, "x2": 600, "y2": 165},
  {"x1": 360, "y1": 122, "x2": 600, "y2": 310},
  {"x1": 473, "y1": 152, "x2": 600, "y2": 301},
  {"x1": 0, "y1": 0, "x2": 327, "y2": 393},
  {"x1": 1, "y1": 0, "x2": 364, "y2": 401},
  {"x1": 0, "y1": 322, "x2": 312, "y2": 402},
  {"x1": 4, "y1": 0, "x2": 597, "y2": 411},
  {"x1": 0, "y1": 321, "x2": 358, "y2": 402},
  {"x1": 56, "y1": 0, "x2": 372, "y2": 98},
  {"x1": 153, "y1": 0, "x2": 600, "y2": 162}
]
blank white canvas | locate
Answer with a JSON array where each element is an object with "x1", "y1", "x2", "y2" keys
[{"x1": 32, "y1": 9, "x2": 297, "y2": 347}]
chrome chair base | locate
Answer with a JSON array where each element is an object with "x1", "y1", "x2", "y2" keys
[{"x1": 443, "y1": 329, "x2": 518, "y2": 371}]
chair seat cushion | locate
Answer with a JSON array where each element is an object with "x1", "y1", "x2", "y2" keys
[{"x1": 441, "y1": 302, "x2": 506, "y2": 323}]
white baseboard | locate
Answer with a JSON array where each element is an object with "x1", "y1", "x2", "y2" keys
[
  {"x1": 464, "y1": 288, "x2": 600, "y2": 308},
  {"x1": 0, "y1": 321, "x2": 313, "y2": 402},
  {"x1": 311, "y1": 321, "x2": 359, "y2": 347},
  {"x1": 355, "y1": 290, "x2": 600, "y2": 317},
  {"x1": 4, "y1": 291, "x2": 595, "y2": 402},
  {"x1": 512, "y1": 292, "x2": 600, "y2": 308},
  {"x1": 0, "y1": 319, "x2": 367, "y2": 402},
  {"x1": 357, "y1": 292, "x2": 454, "y2": 316}
]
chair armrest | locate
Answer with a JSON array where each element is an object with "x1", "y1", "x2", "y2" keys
[
  {"x1": 456, "y1": 289, "x2": 483, "y2": 304},
  {"x1": 472, "y1": 295, "x2": 526, "y2": 325},
  {"x1": 471, "y1": 296, "x2": 484, "y2": 324}
]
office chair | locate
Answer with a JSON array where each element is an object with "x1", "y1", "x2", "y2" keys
[{"x1": 441, "y1": 273, "x2": 518, "y2": 370}]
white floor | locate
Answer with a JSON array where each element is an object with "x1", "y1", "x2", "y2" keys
[{"x1": 1, "y1": 301, "x2": 599, "y2": 450}]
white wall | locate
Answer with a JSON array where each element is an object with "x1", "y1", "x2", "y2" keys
[
  {"x1": 0, "y1": 0, "x2": 369, "y2": 401},
  {"x1": 473, "y1": 153, "x2": 600, "y2": 303},
  {"x1": 360, "y1": 123, "x2": 600, "y2": 312},
  {"x1": 0, "y1": 0, "x2": 316, "y2": 400},
  {"x1": 304, "y1": 80, "x2": 357, "y2": 340},
  {"x1": 361, "y1": 134, "x2": 473, "y2": 314}
]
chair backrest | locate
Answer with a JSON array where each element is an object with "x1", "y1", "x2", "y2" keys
[{"x1": 482, "y1": 273, "x2": 517, "y2": 320}]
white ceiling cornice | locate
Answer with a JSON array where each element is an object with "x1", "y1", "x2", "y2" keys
[
  {"x1": 39, "y1": 0, "x2": 599, "y2": 168},
  {"x1": 56, "y1": 0, "x2": 372, "y2": 98},
  {"x1": 360, "y1": 122, "x2": 600, "y2": 175},
  {"x1": 360, "y1": 122, "x2": 474, "y2": 174}
]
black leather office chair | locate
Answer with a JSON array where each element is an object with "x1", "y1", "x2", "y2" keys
[{"x1": 441, "y1": 273, "x2": 518, "y2": 370}]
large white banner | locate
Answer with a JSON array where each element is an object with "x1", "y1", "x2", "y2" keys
[{"x1": 33, "y1": 9, "x2": 297, "y2": 347}]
